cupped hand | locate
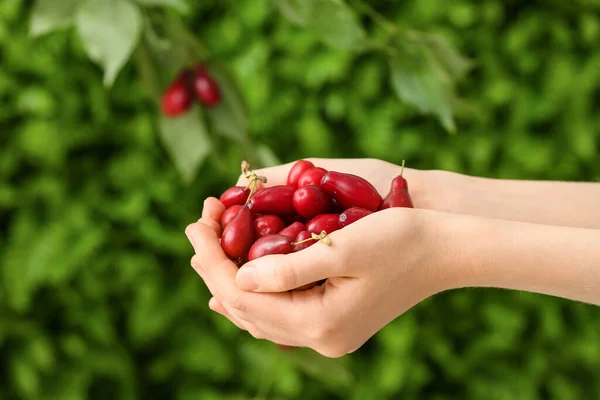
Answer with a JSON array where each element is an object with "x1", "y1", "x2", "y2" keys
[
  {"x1": 236, "y1": 158, "x2": 419, "y2": 200},
  {"x1": 186, "y1": 192, "x2": 457, "y2": 358}
]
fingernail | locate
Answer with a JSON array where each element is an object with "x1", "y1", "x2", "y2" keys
[{"x1": 237, "y1": 266, "x2": 258, "y2": 291}]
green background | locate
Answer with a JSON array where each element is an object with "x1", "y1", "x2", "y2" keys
[{"x1": 2, "y1": 0, "x2": 600, "y2": 399}]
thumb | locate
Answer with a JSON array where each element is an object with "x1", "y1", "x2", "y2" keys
[{"x1": 236, "y1": 251, "x2": 336, "y2": 293}]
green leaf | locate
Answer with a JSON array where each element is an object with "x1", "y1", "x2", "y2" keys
[
  {"x1": 29, "y1": 0, "x2": 80, "y2": 37},
  {"x1": 205, "y1": 64, "x2": 249, "y2": 142},
  {"x1": 276, "y1": 0, "x2": 367, "y2": 50},
  {"x1": 389, "y1": 42, "x2": 456, "y2": 133},
  {"x1": 10, "y1": 356, "x2": 40, "y2": 399},
  {"x1": 310, "y1": 0, "x2": 367, "y2": 50},
  {"x1": 75, "y1": 0, "x2": 143, "y2": 86},
  {"x1": 425, "y1": 33, "x2": 473, "y2": 79},
  {"x1": 275, "y1": 0, "x2": 311, "y2": 26},
  {"x1": 158, "y1": 106, "x2": 212, "y2": 184},
  {"x1": 135, "y1": 0, "x2": 189, "y2": 13}
]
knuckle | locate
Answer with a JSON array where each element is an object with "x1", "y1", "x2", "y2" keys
[
  {"x1": 308, "y1": 323, "x2": 333, "y2": 344},
  {"x1": 227, "y1": 294, "x2": 247, "y2": 313},
  {"x1": 276, "y1": 262, "x2": 298, "y2": 291},
  {"x1": 245, "y1": 323, "x2": 264, "y2": 339},
  {"x1": 308, "y1": 313, "x2": 342, "y2": 344},
  {"x1": 190, "y1": 255, "x2": 204, "y2": 272}
]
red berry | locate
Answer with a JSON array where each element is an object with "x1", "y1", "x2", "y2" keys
[
  {"x1": 297, "y1": 167, "x2": 328, "y2": 188},
  {"x1": 380, "y1": 191, "x2": 414, "y2": 209},
  {"x1": 338, "y1": 207, "x2": 373, "y2": 228},
  {"x1": 390, "y1": 161, "x2": 410, "y2": 192},
  {"x1": 390, "y1": 175, "x2": 409, "y2": 192},
  {"x1": 287, "y1": 160, "x2": 315, "y2": 189},
  {"x1": 221, "y1": 205, "x2": 255, "y2": 259},
  {"x1": 381, "y1": 166, "x2": 414, "y2": 209},
  {"x1": 248, "y1": 185, "x2": 296, "y2": 216},
  {"x1": 161, "y1": 70, "x2": 192, "y2": 117},
  {"x1": 193, "y1": 65, "x2": 221, "y2": 107},
  {"x1": 279, "y1": 222, "x2": 305, "y2": 239},
  {"x1": 231, "y1": 254, "x2": 248, "y2": 268},
  {"x1": 305, "y1": 214, "x2": 340, "y2": 235},
  {"x1": 320, "y1": 171, "x2": 382, "y2": 211},
  {"x1": 220, "y1": 186, "x2": 250, "y2": 208},
  {"x1": 292, "y1": 230, "x2": 317, "y2": 252},
  {"x1": 221, "y1": 204, "x2": 243, "y2": 229},
  {"x1": 292, "y1": 185, "x2": 332, "y2": 219},
  {"x1": 248, "y1": 234, "x2": 293, "y2": 261},
  {"x1": 254, "y1": 215, "x2": 286, "y2": 238}
]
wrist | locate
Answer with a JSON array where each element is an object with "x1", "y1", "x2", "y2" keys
[
  {"x1": 441, "y1": 213, "x2": 600, "y2": 305},
  {"x1": 404, "y1": 209, "x2": 473, "y2": 295},
  {"x1": 410, "y1": 169, "x2": 478, "y2": 214}
]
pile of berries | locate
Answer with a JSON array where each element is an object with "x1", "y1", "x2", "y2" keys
[
  {"x1": 218, "y1": 160, "x2": 414, "y2": 291},
  {"x1": 161, "y1": 64, "x2": 221, "y2": 117}
]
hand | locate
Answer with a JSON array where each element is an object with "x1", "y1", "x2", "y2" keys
[
  {"x1": 234, "y1": 157, "x2": 422, "y2": 204},
  {"x1": 186, "y1": 197, "x2": 457, "y2": 358}
]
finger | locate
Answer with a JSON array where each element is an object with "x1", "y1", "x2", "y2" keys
[
  {"x1": 209, "y1": 297, "x2": 247, "y2": 331},
  {"x1": 202, "y1": 197, "x2": 226, "y2": 221},
  {"x1": 210, "y1": 298, "x2": 270, "y2": 342},
  {"x1": 235, "y1": 239, "x2": 344, "y2": 292},
  {"x1": 198, "y1": 216, "x2": 222, "y2": 238},
  {"x1": 188, "y1": 222, "x2": 294, "y2": 317}
]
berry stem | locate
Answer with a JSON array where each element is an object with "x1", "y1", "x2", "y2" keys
[
  {"x1": 313, "y1": 231, "x2": 333, "y2": 246},
  {"x1": 400, "y1": 160, "x2": 405, "y2": 177},
  {"x1": 241, "y1": 160, "x2": 267, "y2": 204},
  {"x1": 291, "y1": 237, "x2": 316, "y2": 246},
  {"x1": 291, "y1": 231, "x2": 332, "y2": 247}
]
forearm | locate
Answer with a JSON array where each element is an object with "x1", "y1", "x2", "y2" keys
[
  {"x1": 417, "y1": 170, "x2": 600, "y2": 228},
  {"x1": 447, "y1": 215, "x2": 600, "y2": 306}
]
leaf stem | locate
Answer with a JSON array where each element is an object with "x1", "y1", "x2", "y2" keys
[{"x1": 352, "y1": 0, "x2": 397, "y2": 35}]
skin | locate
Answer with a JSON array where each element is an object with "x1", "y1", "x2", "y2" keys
[{"x1": 185, "y1": 158, "x2": 600, "y2": 358}]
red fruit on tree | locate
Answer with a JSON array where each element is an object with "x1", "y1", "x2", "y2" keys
[
  {"x1": 338, "y1": 207, "x2": 373, "y2": 228},
  {"x1": 297, "y1": 167, "x2": 328, "y2": 188},
  {"x1": 221, "y1": 206, "x2": 255, "y2": 258},
  {"x1": 254, "y1": 215, "x2": 286, "y2": 238},
  {"x1": 193, "y1": 65, "x2": 221, "y2": 107},
  {"x1": 292, "y1": 185, "x2": 332, "y2": 219},
  {"x1": 221, "y1": 204, "x2": 243, "y2": 229},
  {"x1": 161, "y1": 70, "x2": 192, "y2": 117},
  {"x1": 220, "y1": 186, "x2": 250, "y2": 209},
  {"x1": 248, "y1": 185, "x2": 296, "y2": 216},
  {"x1": 279, "y1": 222, "x2": 305, "y2": 239},
  {"x1": 320, "y1": 171, "x2": 382, "y2": 211},
  {"x1": 305, "y1": 214, "x2": 340, "y2": 235},
  {"x1": 248, "y1": 234, "x2": 293, "y2": 261},
  {"x1": 287, "y1": 160, "x2": 315, "y2": 189}
]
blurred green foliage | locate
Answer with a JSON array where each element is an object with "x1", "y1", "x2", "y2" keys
[{"x1": 1, "y1": 0, "x2": 600, "y2": 399}]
